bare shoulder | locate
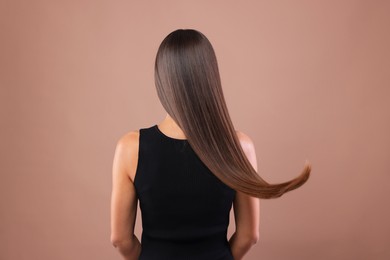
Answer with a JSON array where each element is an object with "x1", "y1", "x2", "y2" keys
[
  {"x1": 235, "y1": 130, "x2": 256, "y2": 158},
  {"x1": 114, "y1": 130, "x2": 140, "y2": 183},
  {"x1": 117, "y1": 130, "x2": 140, "y2": 147}
]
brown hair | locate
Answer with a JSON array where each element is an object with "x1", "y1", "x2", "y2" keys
[{"x1": 154, "y1": 29, "x2": 311, "y2": 199}]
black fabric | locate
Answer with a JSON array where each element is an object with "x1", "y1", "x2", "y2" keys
[{"x1": 134, "y1": 124, "x2": 236, "y2": 260}]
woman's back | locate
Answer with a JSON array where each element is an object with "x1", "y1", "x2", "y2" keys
[
  {"x1": 134, "y1": 124, "x2": 236, "y2": 259},
  {"x1": 111, "y1": 28, "x2": 309, "y2": 260}
]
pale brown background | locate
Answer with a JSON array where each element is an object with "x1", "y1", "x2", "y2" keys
[{"x1": 1, "y1": 1, "x2": 389, "y2": 259}]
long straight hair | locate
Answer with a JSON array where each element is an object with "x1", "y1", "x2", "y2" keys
[{"x1": 154, "y1": 29, "x2": 311, "y2": 199}]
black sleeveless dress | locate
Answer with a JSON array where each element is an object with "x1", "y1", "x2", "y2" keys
[{"x1": 134, "y1": 124, "x2": 236, "y2": 260}]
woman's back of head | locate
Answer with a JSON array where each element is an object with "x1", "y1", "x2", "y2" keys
[{"x1": 154, "y1": 28, "x2": 311, "y2": 199}]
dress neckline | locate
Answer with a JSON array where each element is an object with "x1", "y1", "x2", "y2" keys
[{"x1": 154, "y1": 124, "x2": 188, "y2": 142}]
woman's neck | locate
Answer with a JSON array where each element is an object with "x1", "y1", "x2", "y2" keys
[{"x1": 158, "y1": 114, "x2": 187, "y2": 139}]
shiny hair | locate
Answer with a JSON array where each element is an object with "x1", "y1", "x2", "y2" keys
[{"x1": 154, "y1": 29, "x2": 311, "y2": 199}]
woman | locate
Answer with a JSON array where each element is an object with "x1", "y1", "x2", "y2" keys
[{"x1": 110, "y1": 29, "x2": 311, "y2": 260}]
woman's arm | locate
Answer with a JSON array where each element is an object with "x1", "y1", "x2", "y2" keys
[
  {"x1": 110, "y1": 131, "x2": 142, "y2": 259},
  {"x1": 229, "y1": 131, "x2": 260, "y2": 260},
  {"x1": 112, "y1": 234, "x2": 141, "y2": 260}
]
